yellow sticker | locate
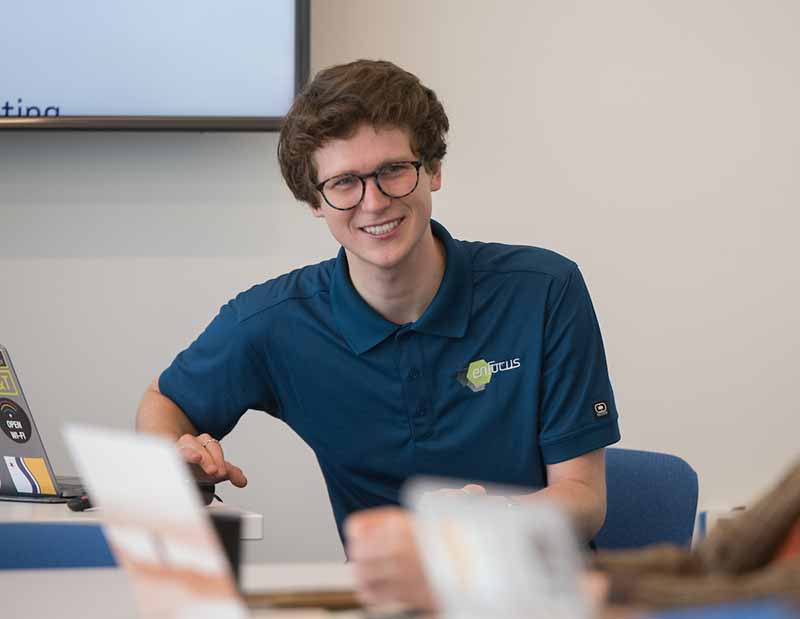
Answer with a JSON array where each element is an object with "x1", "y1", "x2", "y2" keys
[
  {"x1": 0, "y1": 370, "x2": 19, "y2": 397},
  {"x1": 22, "y1": 457, "x2": 57, "y2": 495}
]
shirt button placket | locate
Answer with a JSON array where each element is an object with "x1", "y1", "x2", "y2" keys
[
  {"x1": 396, "y1": 330, "x2": 430, "y2": 440},
  {"x1": 406, "y1": 338, "x2": 431, "y2": 439}
]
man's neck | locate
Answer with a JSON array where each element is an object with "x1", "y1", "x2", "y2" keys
[{"x1": 346, "y1": 229, "x2": 446, "y2": 326}]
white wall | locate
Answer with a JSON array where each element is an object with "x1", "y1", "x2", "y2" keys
[
  {"x1": 0, "y1": 132, "x2": 345, "y2": 562},
  {"x1": 1, "y1": 1, "x2": 798, "y2": 562}
]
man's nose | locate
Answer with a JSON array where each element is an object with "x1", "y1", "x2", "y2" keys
[{"x1": 360, "y1": 177, "x2": 391, "y2": 211}]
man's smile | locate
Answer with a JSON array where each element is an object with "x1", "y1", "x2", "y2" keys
[{"x1": 360, "y1": 217, "x2": 404, "y2": 237}]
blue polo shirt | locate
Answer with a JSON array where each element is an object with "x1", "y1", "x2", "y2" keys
[{"x1": 159, "y1": 220, "x2": 620, "y2": 541}]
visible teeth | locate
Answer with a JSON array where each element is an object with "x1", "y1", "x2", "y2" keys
[{"x1": 363, "y1": 219, "x2": 401, "y2": 236}]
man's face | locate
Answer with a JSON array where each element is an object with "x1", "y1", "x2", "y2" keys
[{"x1": 311, "y1": 124, "x2": 442, "y2": 275}]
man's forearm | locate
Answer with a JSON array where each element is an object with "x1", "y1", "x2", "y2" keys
[
  {"x1": 518, "y1": 479, "x2": 606, "y2": 541},
  {"x1": 135, "y1": 379, "x2": 248, "y2": 488},
  {"x1": 135, "y1": 379, "x2": 198, "y2": 439}
]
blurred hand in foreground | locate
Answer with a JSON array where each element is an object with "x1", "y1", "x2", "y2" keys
[{"x1": 345, "y1": 507, "x2": 436, "y2": 611}]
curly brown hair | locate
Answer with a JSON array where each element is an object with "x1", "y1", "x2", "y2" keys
[{"x1": 278, "y1": 59, "x2": 449, "y2": 210}]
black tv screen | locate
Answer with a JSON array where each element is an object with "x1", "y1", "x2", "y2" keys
[{"x1": 0, "y1": 0, "x2": 309, "y2": 131}]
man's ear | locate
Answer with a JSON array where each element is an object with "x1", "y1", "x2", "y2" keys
[
  {"x1": 309, "y1": 203, "x2": 325, "y2": 219},
  {"x1": 429, "y1": 161, "x2": 443, "y2": 192}
]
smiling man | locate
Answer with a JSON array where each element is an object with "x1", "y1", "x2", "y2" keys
[{"x1": 135, "y1": 60, "x2": 620, "y2": 597}]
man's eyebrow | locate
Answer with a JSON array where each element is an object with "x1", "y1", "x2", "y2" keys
[{"x1": 324, "y1": 157, "x2": 415, "y2": 179}]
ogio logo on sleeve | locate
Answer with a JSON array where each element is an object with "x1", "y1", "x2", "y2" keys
[
  {"x1": 457, "y1": 357, "x2": 521, "y2": 393},
  {"x1": 594, "y1": 401, "x2": 609, "y2": 417}
]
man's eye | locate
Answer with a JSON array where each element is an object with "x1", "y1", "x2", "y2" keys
[
  {"x1": 330, "y1": 176, "x2": 357, "y2": 190},
  {"x1": 381, "y1": 164, "x2": 408, "y2": 177}
]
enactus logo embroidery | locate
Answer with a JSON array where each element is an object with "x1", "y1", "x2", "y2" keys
[{"x1": 456, "y1": 357, "x2": 522, "y2": 393}]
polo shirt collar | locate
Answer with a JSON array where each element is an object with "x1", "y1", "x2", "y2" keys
[{"x1": 331, "y1": 219, "x2": 473, "y2": 355}]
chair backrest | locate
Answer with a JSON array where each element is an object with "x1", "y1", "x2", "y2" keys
[
  {"x1": 594, "y1": 447, "x2": 699, "y2": 550},
  {"x1": 0, "y1": 522, "x2": 116, "y2": 569}
]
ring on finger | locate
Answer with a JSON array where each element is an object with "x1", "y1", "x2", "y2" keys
[{"x1": 201, "y1": 438, "x2": 219, "y2": 449}]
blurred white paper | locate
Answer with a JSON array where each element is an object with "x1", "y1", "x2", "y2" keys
[
  {"x1": 405, "y1": 478, "x2": 590, "y2": 619},
  {"x1": 64, "y1": 424, "x2": 246, "y2": 619}
]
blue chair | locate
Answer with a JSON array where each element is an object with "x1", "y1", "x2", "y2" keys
[
  {"x1": 0, "y1": 522, "x2": 117, "y2": 569},
  {"x1": 594, "y1": 448, "x2": 699, "y2": 550}
]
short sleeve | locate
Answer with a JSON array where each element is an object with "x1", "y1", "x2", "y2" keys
[
  {"x1": 158, "y1": 300, "x2": 279, "y2": 439},
  {"x1": 538, "y1": 265, "x2": 620, "y2": 463}
]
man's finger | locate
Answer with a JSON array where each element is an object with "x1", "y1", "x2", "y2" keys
[
  {"x1": 199, "y1": 437, "x2": 227, "y2": 478},
  {"x1": 225, "y1": 461, "x2": 248, "y2": 488},
  {"x1": 178, "y1": 445, "x2": 203, "y2": 465},
  {"x1": 177, "y1": 444, "x2": 216, "y2": 474},
  {"x1": 177, "y1": 435, "x2": 218, "y2": 477},
  {"x1": 195, "y1": 453, "x2": 219, "y2": 477}
]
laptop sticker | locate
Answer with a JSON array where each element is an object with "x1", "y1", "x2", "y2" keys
[
  {"x1": 22, "y1": 456, "x2": 56, "y2": 494},
  {"x1": 5, "y1": 456, "x2": 34, "y2": 493},
  {"x1": 4, "y1": 456, "x2": 56, "y2": 494},
  {"x1": 1, "y1": 399, "x2": 31, "y2": 443},
  {"x1": 0, "y1": 371, "x2": 19, "y2": 397}
]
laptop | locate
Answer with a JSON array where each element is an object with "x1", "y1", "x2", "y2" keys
[{"x1": 0, "y1": 344, "x2": 83, "y2": 502}]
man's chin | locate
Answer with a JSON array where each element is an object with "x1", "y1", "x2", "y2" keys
[{"x1": 344, "y1": 244, "x2": 409, "y2": 272}]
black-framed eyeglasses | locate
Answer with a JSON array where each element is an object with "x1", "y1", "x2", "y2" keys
[{"x1": 315, "y1": 160, "x2": 423, "y2": 211}]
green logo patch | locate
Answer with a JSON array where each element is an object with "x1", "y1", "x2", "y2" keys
[
  {"x1": 456, "y1": 356, "x2": 522, "y2": 393},
  {"x1": 466, "y1": 359, "x2": 492, "y2": 389}
]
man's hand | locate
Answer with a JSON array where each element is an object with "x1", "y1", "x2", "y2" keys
[
  {"x1": 345, "y1": 507, "x2": 437, "y2": 612},
  {"x1": 176, "y1": 432, "x2": 248, "y2": 488},
  {"x1": 137, "y1": 379, "x2": 248, "y2": 488}
]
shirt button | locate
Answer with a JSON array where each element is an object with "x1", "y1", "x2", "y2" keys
[
  {"x1": 415, "y1": 407, "x2": 427, "y2": 417},
  {"x1": 408, "y1": 368, "x2": 421, "y2": 380}
]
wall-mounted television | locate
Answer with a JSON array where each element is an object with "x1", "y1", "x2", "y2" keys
[{"x1": 0, "y1": 0, "x2": 309, "y2": 131}]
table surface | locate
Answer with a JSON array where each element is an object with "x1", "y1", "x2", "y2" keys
[
  {"x1": 0, "y1": 498, "x2": 264, "y2": 540},
  {"x1": 4, "y1": 562, "x2": 786, "y2": 619},
  {"x1": 3, "y1": 562, "x2": 646, "y2": 619},
  {"x1": 240, "y1": 561, "x2": 353, "y2": 594},
  {"x1": 4, "y1": 565, "x2": 362, "y2": 619}
]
